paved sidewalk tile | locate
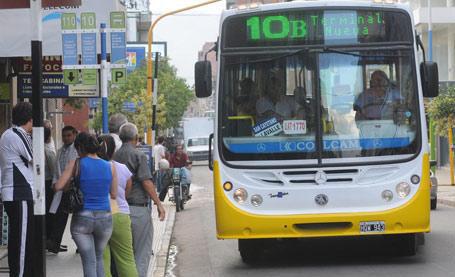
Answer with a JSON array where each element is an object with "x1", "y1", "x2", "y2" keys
[
  {"x1": 435, "y1": 167, "x2": 455, "y2": 207},
  {"x1": 0, "y1": 202, "x2": 176, "y2": 277}
]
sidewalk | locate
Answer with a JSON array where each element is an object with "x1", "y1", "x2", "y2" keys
[{"x1": 0, "y1": 201, "x2": 176, "y2": 277}]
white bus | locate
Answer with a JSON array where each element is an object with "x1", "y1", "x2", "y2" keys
[{"x1": 195, "y1": 0, "x2": 439, "y2": 263}]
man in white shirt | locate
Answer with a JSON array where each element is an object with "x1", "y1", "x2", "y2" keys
[
  {"x1": 153, "y1": 136, "x2": 166, "y2": 172},
  {"x1": 0, "y1": 102, "x2": 35, "y2": 276}
]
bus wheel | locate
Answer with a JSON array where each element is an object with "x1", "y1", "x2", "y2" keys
[
  {"x1": 389, "y1": 234, "x2": 418, "y2": 256},
  {"x1": 238, "y1": 239, "x2": 263, "y2": 264}
]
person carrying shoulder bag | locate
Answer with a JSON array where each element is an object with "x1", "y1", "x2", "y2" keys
[{"x1": 55, "y1": 132, "x2": 118, "y2": 277}]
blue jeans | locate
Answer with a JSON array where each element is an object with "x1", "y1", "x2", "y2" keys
[{"x1": 71, "y1": 210, "x2": 113, "y2": 277}]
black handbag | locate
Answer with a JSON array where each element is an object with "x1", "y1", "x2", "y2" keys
[{"x1": 62, "y1": 159, "x2": 83, "y2": 213}]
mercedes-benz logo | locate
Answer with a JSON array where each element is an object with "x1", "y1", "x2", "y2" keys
[
  {"x1": 257, "y1": 143, "x2": 266, "y2": 152},
  {"x1": 314, "y1": 171, "x2": 327, "y2": 185},
  {"x1": 315, "y1": 194, "x2": 329, "y2": 206}
]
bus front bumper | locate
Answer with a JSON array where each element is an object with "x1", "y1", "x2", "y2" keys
[{"x1": 213, "y1": 161, "x2": 431, "y2": 240}]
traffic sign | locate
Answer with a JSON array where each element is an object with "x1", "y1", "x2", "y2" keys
[
  {"x1": 110, "y1": 12, "x2": 126, "y2": 29},
  {"x1": 61, "y1": 13, "x2": 77, "y2": 30},
  {"x1": 64, "y1": 69, "x2": 79, "y2": 85},
  {"x1": 82, "y1": 69, "x2": 97, "y2": 85},
  {"x1": 112, "y1": 68, "x2": 126, "y2": 84},
  {"x1": 81, "y1": 12, "x2": 96, "y2": 29}
]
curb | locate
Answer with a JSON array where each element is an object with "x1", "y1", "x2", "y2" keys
[
  {"x1": 437, "y1": 198, "x2": 455, "y2": 207},
  {"x1": 152, "y1": 205, "x2": 176, "y2": 277}
]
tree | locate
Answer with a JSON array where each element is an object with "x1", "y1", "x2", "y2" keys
[
  {"x1": 427, "y1": 86, "x2": 455, "y2": 136},
  {"x1": 91, "y1": 58, "x2": 194, "y2": 135}
]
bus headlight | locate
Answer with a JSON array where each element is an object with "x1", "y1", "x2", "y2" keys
[
  {"x1": 250, "y1": 194, "x2": 263, "y2": 207},
  {"x1": 381, "y1": 190, "x2": 393, "y2": 201},
  {"x1": 396, "y1": 182, "x2": 411, "y2": 198},
  {"x1": 233, "y1": 188, "x2": 248, "y2": 204}
]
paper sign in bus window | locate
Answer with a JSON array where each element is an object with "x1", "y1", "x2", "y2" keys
[
  {"x1": 283, "y1": 120, "x2": 307, "y2": 135},
  {"x1": 253, "y1": 117, "x2": 283, "y2": 137}
]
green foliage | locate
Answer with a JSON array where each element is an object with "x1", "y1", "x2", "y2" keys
[
  {"x1": 64, "y1": 98, "x2": 85, "y2": 110},
  {"x1": 427, "y1": 87, "x2": 455, "y2": 135},
  {"x1": 91, "y1": 58, "x2": 194, "y2": 134}
]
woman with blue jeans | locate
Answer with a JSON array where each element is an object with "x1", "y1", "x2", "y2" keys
[{"x1": 56, "y1": 132, "x2": 118, "y2": 277}]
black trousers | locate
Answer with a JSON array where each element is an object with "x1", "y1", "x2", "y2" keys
[
  {"x1": 4, "y1": 200, "x2": 35, "y2": 277},
  {"x1": 45, "y1": 180, "x2": 54, "y2": 240},
  {"x1": 47, "y1": 204, "x2": 68, "y2": 249}
]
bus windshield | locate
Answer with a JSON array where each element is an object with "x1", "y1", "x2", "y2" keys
[{"x1": 220, "y1": 49, "x2": 419, "y2": 161}]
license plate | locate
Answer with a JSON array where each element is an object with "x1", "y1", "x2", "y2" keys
[{"x1": 360, "y1": 221, "x2": 385, "y2": 233}]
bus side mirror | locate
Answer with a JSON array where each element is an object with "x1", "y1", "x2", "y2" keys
[
  {"x1": 420, "y1": 61, "x2": 439, "y2": 98},
  {"x1": 195, "y1": 61, "x2": 212, "y2": 98},
  {"x1": 430, "y1": 160, "x2": 437, "y2": 167}
]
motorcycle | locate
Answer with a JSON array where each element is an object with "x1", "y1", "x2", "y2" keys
[{"x1": 169, "y1": 168, "x2": 191, "y2": 212}]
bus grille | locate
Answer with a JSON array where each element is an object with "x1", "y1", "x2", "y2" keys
[{"x1": 245, "y1": 169, "x2": 359, "y2": 186}]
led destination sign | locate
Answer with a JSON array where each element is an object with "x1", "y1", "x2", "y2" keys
[
  {"x1": 246, "y1": 13, "x2": 384, "y2": 41},
  {"x1": 223, "y1": 9, "x2": 412, "y2": 48}
]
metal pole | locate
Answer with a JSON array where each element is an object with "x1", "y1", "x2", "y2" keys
[
  {"x1": 101, "y1": 23, "x2": 109, "y2": 134},
  {"x1": 152, "y1": 52, "x2": 159, "y2": 144},
  {"x1": 31, "y1": 0, "x2": 46, "y2": 275},
  {"x1": 449, "y1": 118, "x2": 454, "y2": 185},
  {"x1": 428, "y1": 0, "x2": 433, "y2": 61},
  {"x1": 147, "y1": 0, "x2": 221, "y2": 145},
  {"x1": 430, "y1": 119, "x2": 436, "y2": 171}
]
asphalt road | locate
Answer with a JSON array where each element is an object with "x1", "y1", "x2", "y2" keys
[{"x1": 169, "y1": 165, "x2": 455, "y2": 277}]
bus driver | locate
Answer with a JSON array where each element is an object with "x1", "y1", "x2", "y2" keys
[{"x1": 353, "y1": 70, "x2": 402, "y2": 121}]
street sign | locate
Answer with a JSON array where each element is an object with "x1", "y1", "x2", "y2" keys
[
  {"x1": 81, "y1": 33, "x2": 97, "y2": 64},
  {"x1": 110, "y1": 12, "x2": 126, "y2": 65},
  {"x1": 64, "y1": 69, "x2": 79, "y2": 85},
  {"x1": 62, "y1": 34, "x2": 78, "y2": 65},
  {"x1": 61, "y1": 13, "x2": 77, "y2": 30},
  {"x1": 112, "y1": 68, "x2": 127, "y2": 84},
  {"x1": 18, "y1": 73, "x2": 68, "y2": 98},
  {"x1": 82, "y1": 69, "x2": 97, "y2": 85},
  {"x1": 111, "y1": 32, "x2": 127, "y2": 64},
  {"x1": 110, "y1": 12, "x2": 126, "y2": 29},
  {"x1": 122, "y1": 101, "x2": 136, "y2": 112},
  {"x1": 61, "y1": 13, "x2": 78, "y2": 66},
  {"x1": 81, "y1": 13, "x2": 97, "y2": 65},
  {"x1": 81, "y1": 12, "x2": 96, "y2": 29}
]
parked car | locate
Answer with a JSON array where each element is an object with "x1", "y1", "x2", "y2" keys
[{"x1": 430, "y1": 160, "x2": 438, "y2": 210}]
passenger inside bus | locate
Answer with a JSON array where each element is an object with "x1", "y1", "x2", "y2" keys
[
  {"x1": 353, "y1": 70, "x2": 402, "y2": 121},
  {"x1": 255, "y1": 70, "x2": 300, "y2": 122},
  {"x1": 235, "y1": 77, "x2": 256, "y2": 116}
]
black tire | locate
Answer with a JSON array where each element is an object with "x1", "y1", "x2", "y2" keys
[
  {"x1": 389, "y1": 234, "x2": 418, "y2": 256},
  {"x1": 238, "y1": 239, "x2": 263, "y2": 264},
  {"x1": 180, "y1": 197, "x2": 185, "y2": 210},
  {"x1": 431, "y1": 198, "x2": 437, "y2": 210},
  {"x1": 174, "y1": 186, "x2": 181, "y2": 212}
]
